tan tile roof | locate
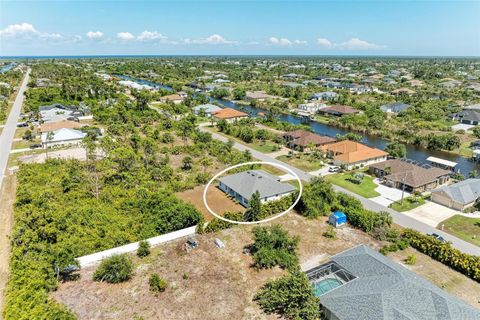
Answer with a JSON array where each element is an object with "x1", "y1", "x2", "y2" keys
[
  {"x1": 321, "y1": 105, "x2": 360, "y2": 115},
  {"x1": 159, "y1": 93, "x2": 184, "y2": 102},
  {"x1": 212, "y1": 108, "x2": 248, "y2": 120},
  {"x1": 320, "y1": 140, "x2": 388, "y2": 164},
  {"x1": 39, "y1": 120, "x2": 85, "y2": 133},
  {"x1": 283, "y1": 129, "x2": 336, "y2": 147}
]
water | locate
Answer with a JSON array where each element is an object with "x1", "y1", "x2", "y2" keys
[
  {"x1": 115, "y1": 75, "x2": 479, "y2": 174},
  {"x1": 211, "y1": 98, "x2": 480, "y2": 175},
  {"x1": 0, "y1": 63, "x2": 16, "y2": 73},
  {"x1": 114, "y1": 74, "x2": 174, "y2": 91}
]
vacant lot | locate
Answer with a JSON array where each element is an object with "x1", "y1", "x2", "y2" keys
[
  {"x1": 276, "y1": 154, "x2": 324, "y2": 172},
  {"x1": 439, "y1": 215, "x2": 480, "y2": 247},
  {"x1": 52, "y1": 212, "x2": 479, "y2": 319},
  {"x1": 176, "y1": 184, "x2": 245, "y2": 220}
]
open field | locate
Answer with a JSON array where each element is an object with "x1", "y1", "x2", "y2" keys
[
  {"x1": 0, "y1": 175, "x2": 16, "y2": 313},
  {"x1": 325, "y1": 172, "x2": 380, "y2": 198},
  {"x1": 52, "y1": 212, "x2": 480, "y2": 319},
  {"x1": 276, "y1": 154, "x2": 324, "y2": 172},
  {"x1": 176, "y1": 184, "x2": 246, "y2": 220},
  {"x1": 439, "y1": 215, "x2": 480, "y2": 247}
]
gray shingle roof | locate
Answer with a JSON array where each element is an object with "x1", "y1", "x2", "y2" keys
[
  {"x1": 432, "y1": 179, "x2": 480, "y2": 205},
  {"x1": 452, "y1": 110, "x2": 480, "y2": 122},
  {"x1": 380, "y1": 102, "x2": 410, "y2": 113},
  {"x1": 320, "y1": 245, "x2": 480, "y2": 320},
  {"x1": 218, "y1": 170, "x2": 295, "y2": 200}
]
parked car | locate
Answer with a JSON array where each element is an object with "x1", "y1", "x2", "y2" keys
[
  {"x1": 428, "y1": 233, "x2": 447, "y2": 243},
  {"x1": 29, "y1": 143, "x2": 42, "y2": 149},
  {"x1": 328, "y1": 166, "x2": 341, "y2": 173}
]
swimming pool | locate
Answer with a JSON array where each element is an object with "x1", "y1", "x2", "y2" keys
[{"x1": 312, "y1": 278, "x2": 343, "y2": 296}]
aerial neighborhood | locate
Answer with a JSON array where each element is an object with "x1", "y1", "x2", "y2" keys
[{"x1": 0, "y1": 43, "x2": 480, "y2": 320}]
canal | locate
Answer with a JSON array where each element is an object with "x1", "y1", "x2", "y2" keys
[{"x1": 116, "y1": 75, "x2": 479, "y2": 174}]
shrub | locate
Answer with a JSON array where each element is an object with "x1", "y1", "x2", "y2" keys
[
  {"x1": 149, "y1": 273, "x2": 167, "y2": 293},
  {"x1": 254, "y1": 268, "x2": 321, "y2": 320},
  {"x1": 402, "y1": 229, "x2": 480, "y2": 281},
  {"x1": 250, "y1": 225, "x2": 299, "y2": 270},
  {"x1": 137, "y1": 240, "x2": 151, "y2": 258},
  {"x1": 93, "y1": 254, "x2": 133, "y2": 283},
  {"x1": 296, "y1": 178, "x2": 336, "y2": 218},
  {"x1": 405, "y1": 254, "x2": 417, "y2": 265},
  {"x1": 323, "y1": 227, "x2": 336, "y2": 239},
  {"x1": 203, "y1": 211, "x2": 244, "y2": 233}
]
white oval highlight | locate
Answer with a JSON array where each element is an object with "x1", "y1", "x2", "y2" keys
[{"x1": 203, "y1": 161, "x2": 303, "y2": 225}]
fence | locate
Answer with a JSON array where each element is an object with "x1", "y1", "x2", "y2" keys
[{"x1": 77, "y1": 226, "x2": 197, "y2": 267}]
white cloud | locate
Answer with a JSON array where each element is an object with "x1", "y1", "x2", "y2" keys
[
  {"x1": 336, "y1": 38, "x2": 384, "y2": 50},
  {"x1": 184, "y1": 34, "x2": 237, "y2": 45},
  {"x1": 269, "y1": 37, "x2": 307, "y2": 46},
  {"x1": 317, "y1": 38, "x2": 333, "y2": 48},
  {"x1": 117, "y1": 32, "x2": 135, "y2": 41},
  {"x1": 86, "y1": 31, "x2": 103, "y2": 39},
  {"x1": 0, "y1": 22, "x2": 61, "y2": 40},
  {"x1": 137, "y1": 30, "x2": 167, "y2": 41}
]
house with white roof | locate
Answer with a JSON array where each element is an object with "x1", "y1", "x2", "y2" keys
[
  {"x1": 41, "y1": 128, "x2": 87, "y2": 149},
  {"x1": 193, "y1": 104, "x2": 223, "y2": 117}
]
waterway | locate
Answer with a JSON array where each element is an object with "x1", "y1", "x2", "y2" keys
[
  {"x1": 117, "y1": 75, "x2": 479, "y2": 174},
  {"x1": 0, "y1": 63, "x2": 16, "y2": 73}
]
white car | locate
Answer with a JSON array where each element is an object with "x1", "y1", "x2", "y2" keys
[{"x1": 328, "y1": 166, "x2": 341, "y2": 173}]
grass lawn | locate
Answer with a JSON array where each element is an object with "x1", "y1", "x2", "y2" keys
[
  {"x1": 389, "y1": 196, "x2": 425, "y2": 212},
  {"x1": 325, "y1": 172, "x2": 380, "y2": 198},
  {"x1": 439, "y1": 215, "x2": 480, "y2": 247},
  {"x1": 205, "y1": 127, "x2": 280, "y2": 154},
  {"x1": 276, "y1": 154, "x2": 324, "y2": 172}
]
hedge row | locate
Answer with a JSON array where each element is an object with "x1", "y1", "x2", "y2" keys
[{"x1": 402, "y1": 229, "x2": 480, "y2": 282}]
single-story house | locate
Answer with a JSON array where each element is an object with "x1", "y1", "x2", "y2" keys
[
  {"x1": 39, "y1": 120, "x2": 85, "y2": 133},
  {"x1": 306, "y1": 245, "x2": 480, "y2": 320},
  {"x1": 39, "y1": 105, "x2": 75, "y2": 123},
  {"x1": 311, "y1": 91, "x2": 337, "y2": 101},
  {"x1": 318, "y1": 105, "x2": 361, "y2": 117},
  {"x1": 159, "y1": 93, "x2": 186, "y2": 104},
  {"x1": 431, "y1": 179, "x2": 480, "y2": 211},
  {"x1": 41, "y1": 128, "x2": 86, "y2": 149},
  {"x1": 369, "y1": 159, "x2": 450, "y2": 193},
  {"x1": 440, "y1": 79, "x2": 462, "y2": 89},
  {"x1": 451, "y1": 109, "x2": 480, "y2": 125},
  {"x1": 380, "y1": 102, "x2": 410, "y2": 114},
  {"x1": 193, "y1": 104, "x2": 222, "y2": 117},
  {"x1": 245, "y1": 91, "x2": 276, "y2": 101},
  {"x1": 283, "y1": 129, "x2": 336, "y2": 151},
  {"x1": 391, "y1": 87, "x2": 415, "y2": 96},
  {"x1": 212, "y1": 108, "x2": 249, "y2": 123},
  {"x1": 218, "y1": 170, "x2": 296, "y2": 207},
  {"x1": 320, "y1": 140, "x2": 388, "y2": 170}
]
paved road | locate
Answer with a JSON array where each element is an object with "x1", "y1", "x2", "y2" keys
[
  {"x1": 0, "y1": 68, "x2": 30, "y2": 188},
  {"x1": 201, "y1": 126, "x2": 480, "y2": 256}
]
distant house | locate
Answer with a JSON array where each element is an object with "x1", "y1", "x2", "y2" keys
[
  {"x1": 159, "y1": 92, "x2": 186, "y2": 104},
  {"x1": 41, "y1": 128, "x2": 86, "y2": 149},
  {"x1": 193, "y1": 104, "x2": 222, "y2": 117},
  {"x1": 39, "y1": 120, "x2": 85, "y2": 133},
  {"x1": 440, "y1": 79, "x2": 462, "y2": 89},
  {"x1": 311, "y1": 91, "x2": 337, "y2": 101},
  {"x1": 451, "y1": 109, "x2": 480, "y2": 125},
  {"x1": 380, "y1": 102, "x2": 410, "y2": 114},
  {"x1": 369, "y1": 159, "x2": 450, "y2": 193},
  {"x1": 319, "y1": 105, "x2": 361, "y2": 117},
  {"x1": 306, "y1": 245, "x2": 480, "y2": 320},
  {"x1": 431, "y1": 179, "x2": 480, "y2": 211},
  {"x1": 295, "y1": 102, "x2": 326, "y2": 116},
  {"x1": 245, "y1": 90, "x2": 276, "y2": 101},
  {"x1": 320, "y1": 140, "x2": 388, "y2": 170},
  {"x1": 212, "y1": 107, "x2": 249, "y2": 123},
  {"x1": 391, "y1": 87, "x2": 415, "y2": 96},
  {"x1": 283, "y1": 130, "x2": 336, "y2": 151},
  {"x1": 218, "y1": 170, "x2": 296, "y2": 207}
]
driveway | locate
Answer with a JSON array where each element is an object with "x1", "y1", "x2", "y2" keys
[
  {"x1": 370, "y1": 178, "x2": 411, "y2": 207},
  {"x1": 406, "y1": 201, "x2": 457, "y2": 227}
]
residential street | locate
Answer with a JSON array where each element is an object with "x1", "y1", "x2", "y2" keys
[
  {"x1": 201, "y1": 125, "x2": 480, "y2": 256},
  {"x1": 0, "y1": 68, "x2": 30, "y2": 188}
]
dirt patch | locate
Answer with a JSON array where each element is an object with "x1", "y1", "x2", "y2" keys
[
  {"x1": 0, "y1": 174, "x2": 17, "y2": 313},
  {"x1": 176, "y1": 184, "x2": 245, "y2": 220}
]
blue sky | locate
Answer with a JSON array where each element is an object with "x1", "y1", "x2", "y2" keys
[{"x1": 0, "y1": 0, "x2": 479, "y2": 56}]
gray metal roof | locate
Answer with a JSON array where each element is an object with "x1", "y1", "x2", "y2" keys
[
  {"x1": 380, "y1": 102, "x2": 410, "y2": 113},
  {"x1": 320, "y1": 245, "x2": 480, "y2": 320},
  {"x1": 217, "y1": 170, "x2": 295, "y2": 200},
  {"x1": 432, "y1": 179, "x2": 480, "y2": 205},
  {"x1": 453, "y1": 110, "x2": 480, "y2": 122}
]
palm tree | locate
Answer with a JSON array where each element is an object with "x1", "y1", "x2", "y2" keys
[{"x1": 45, "y1": 131, "x2": 54, "y2": 159}]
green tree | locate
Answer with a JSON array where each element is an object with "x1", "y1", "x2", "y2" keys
[
  {"x1": 384, "y1": 141, "x2": 407, "y2": 158},
  {"x1": 296, "y1": 178, "x2": 336, "y2": 218},
  {"x1": 137, "y1": 240, "x2": 151, "y2": 258},
  {"x1": 473, "y1": 126, "x2": 480, "y2": 139},
  {"x1": 149, "y1": 273, "x2": 167, "y2": 293},
  {"x1": 244, "y1": 190, "x2": 262, "y2": 222},
  {"x1": 254, "y1": 268, "x2": 321, "y2": 320}
]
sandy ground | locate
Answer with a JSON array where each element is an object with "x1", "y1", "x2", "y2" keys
[
  {"x1": 0, "y1": 175, "x2": 16, "y2": 314},
  {"x1": 176, "y1": 184, "x2": 246, "y2": 221}
]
